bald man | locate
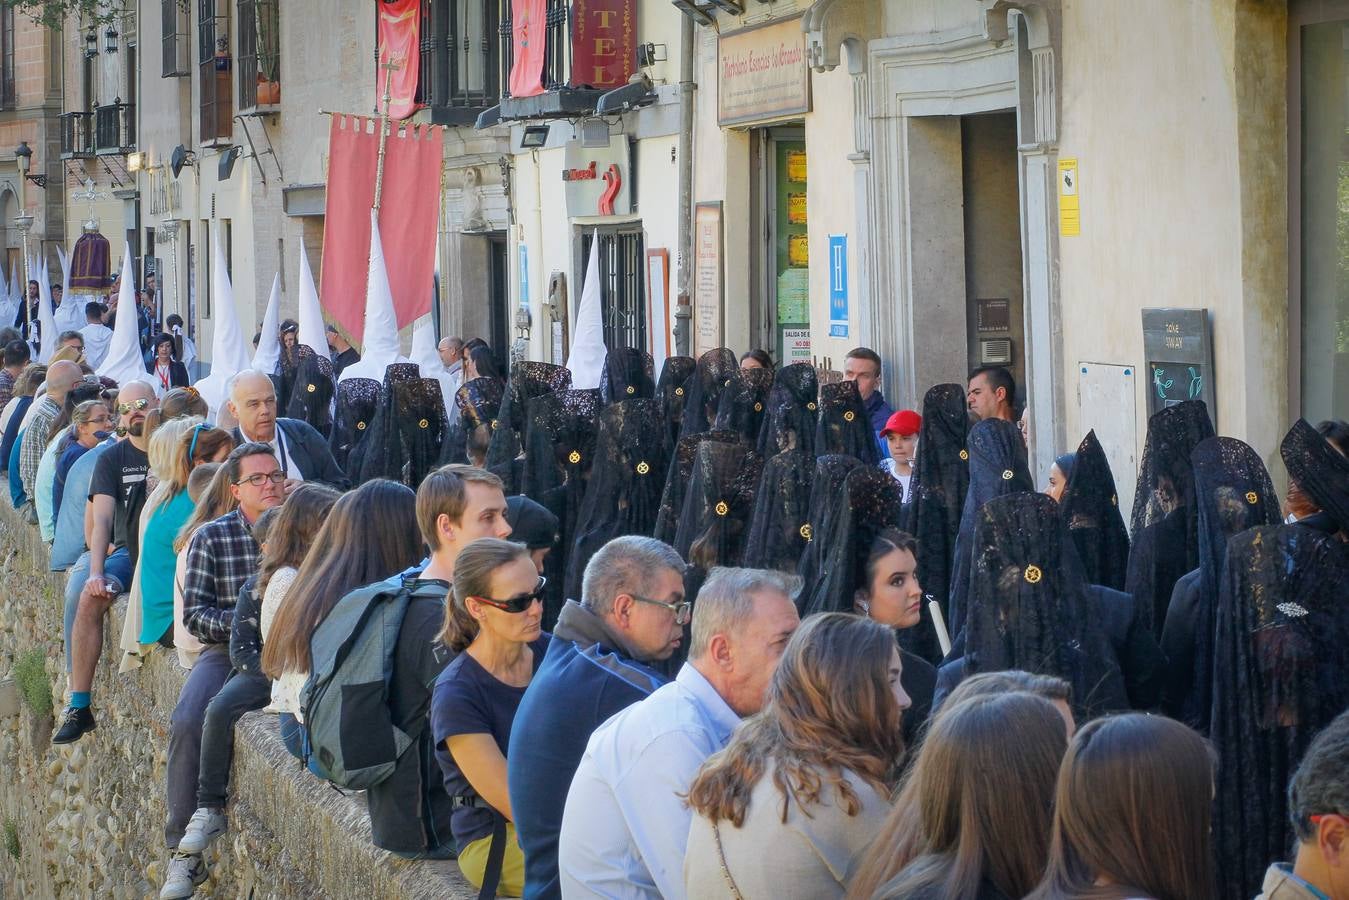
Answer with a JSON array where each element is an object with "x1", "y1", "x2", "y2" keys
[
  {"x1": 225, "y1": 369, "x2": 347, "y2": 489},
  {"x1": 18, "y1": 359, "x2": 83, "y2": 504},
  {"x1": 439, "y1": 336, "x2": 465, "y2": 395}
]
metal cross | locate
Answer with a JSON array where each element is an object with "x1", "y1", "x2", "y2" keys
[{"x1": 71, "y1": 177, "x2": 109, "y2": 230}]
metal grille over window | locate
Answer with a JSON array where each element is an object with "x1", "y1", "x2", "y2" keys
[{"x1": 237, "y1": 0, "x2": 279, "y2": 110}]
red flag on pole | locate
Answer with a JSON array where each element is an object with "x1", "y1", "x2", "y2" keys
[
  {"x1": 378, "y1": 0, "x2": 421, "y2": 120},
  {"x1": 319, "y1": 115, "x2": 443, "y2": 343},
  {"x1": 508, "y1": 0, "x2": 547, "y2": 98}
]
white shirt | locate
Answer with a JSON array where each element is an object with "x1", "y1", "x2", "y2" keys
[
  {"x1": 80, "y1": 322, "x2": 114, "y2": 369},
  {"x1": 260, "y1": 567, "x2": 304, "y2": 717},
  {"x1": 881, "y1": 458, "x2": 912, "y2": 501},
  {"x1": 558, "y1": 663, "x2": 741, "y2": 900}
]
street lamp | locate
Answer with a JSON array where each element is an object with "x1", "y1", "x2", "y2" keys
[
  {"x1": 158, "y1": 217, "x2": 182, "y2": 331},
  {"x1": 104, "y1": 24, "x2": 119, "y2": 54},
  {"x1": 84, "y1": 26, "x2": 98, "y2": 59},
  {"x1": 14, "y1": 142, "x2": 32, "y2": 337}
]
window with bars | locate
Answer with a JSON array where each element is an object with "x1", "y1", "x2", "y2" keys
[
  {"x1": 416, "y1": 0, "x2": 498, "y2": 124},
  {"x1": 237, "y1": 0, "x2": 278, "y2": 110},
  {"x1": 581, "y1": 229, "x2": 648, "y2": 351},
  {"x1": 1, "y1": 7, "x2": 15, "y2": 109},
  {"x1": 198, "y1": 0, "x2": 232, "y2": 142},
  {"x1": 163, "y1": 0, "x2": 190, "y2": 76}
]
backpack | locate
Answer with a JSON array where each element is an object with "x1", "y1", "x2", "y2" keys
[{"x1": 300, "y1": 571, "x2": 447, "y2": 790}]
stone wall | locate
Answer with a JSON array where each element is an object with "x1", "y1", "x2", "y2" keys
[{"x1": 0, "y1": 506, "x2": 476, "y2": 899}]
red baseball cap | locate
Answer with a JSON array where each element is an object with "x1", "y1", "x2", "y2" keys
[{"x1": 881, "y1": 410, "x2": 922, "y2": 437}]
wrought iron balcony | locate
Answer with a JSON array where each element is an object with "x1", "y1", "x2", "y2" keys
[
  {"x1": 94, "y1": 101, "x2": 136, "y2": 155},
  {"x1": 417, "y1": 0, "x2": 499, "y2": 126},
  {"x1": 60, "y1": 111, "x2": 95, "y2": 159}
]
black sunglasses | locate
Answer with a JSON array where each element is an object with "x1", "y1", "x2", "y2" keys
[{"x1": 469, "y1": 577, "x2": 547, "y2": 614}]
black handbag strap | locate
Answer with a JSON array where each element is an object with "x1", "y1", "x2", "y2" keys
[{"x1": 478, "y1": 811, "x2": 508, "y2": 900}]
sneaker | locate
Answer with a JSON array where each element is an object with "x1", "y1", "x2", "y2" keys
[
  {"x1": 51, "y1": 706, "x2": 96, "y2": 745},
  {"x1": 159, "y1": 852, "x2": 207, "y2": 899},
  {"x1": 177, "y1": 807, "x2": 228, "y2": 854}
]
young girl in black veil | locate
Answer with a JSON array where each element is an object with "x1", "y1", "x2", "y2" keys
[{"x1": 1053, "y1": 430, "x2": 1130, "y2": 591}]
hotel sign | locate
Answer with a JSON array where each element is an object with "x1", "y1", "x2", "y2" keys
[{"x1": 717, "y1": 15, "x2": 811, "y2": 127}]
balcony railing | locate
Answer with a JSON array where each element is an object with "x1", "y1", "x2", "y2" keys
[
  {"x1": 488, "y1": 0, "x2": 634, "y2": 123},
  {"x1": 94, "y1": 101, "x2": 136, "y2": 154},
  {"x1": 417, "y1": 0, "x2": 499, "y2": 125},
  {"x1": 237, "y1": 0, "x2": 280, "y2": 111},
  {"x1": 60, "y1": 111, "x2": 94, "y2": 159}
]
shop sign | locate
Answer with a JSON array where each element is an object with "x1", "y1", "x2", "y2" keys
[
  {"x1": 718, "y1": 15, "x2": 811, "y2": 127},
  {"x1": 563, "y1": 137, "x2": 631, "y2": 216},
  {"x1": 782, "y1": 327, "x2": 812, "y2": 362},
  {"x1": 569, "y1": 0, "x2": 637, "y2": 89},
  {"x1": 694, "y1": 202, "x2": 724, "y2": 355},
  {"x1": 828, "y1": 234, "x2": 848, "y2": 338}
]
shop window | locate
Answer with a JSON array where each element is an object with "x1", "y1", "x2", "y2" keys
[
  {"x1": 1295, "y1": 11, "x2": 1349, "y2": 419},
  {"x1": 582, "y1": 229, "x2": 647, "y2": 351}
]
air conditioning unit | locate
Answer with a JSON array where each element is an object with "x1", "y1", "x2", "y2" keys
[{"x1": 980, "y1": 338, "x2": 1013, "y2": 365}]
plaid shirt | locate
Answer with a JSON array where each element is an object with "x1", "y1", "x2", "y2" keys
[
  {"x1": 182, "y1": 508, "x2": 260, "y2": 645},
  {"x1": 0, "y1": 369, "x2": 15, "y2": 413},
  {"x1": 19, "y1": 396, "x2": 60, "y2": 499}
]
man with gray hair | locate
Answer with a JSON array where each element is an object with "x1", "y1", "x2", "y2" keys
[
  {"x1": 557, "y1": 567, "x2": 800, "y2": 899},
  {"x1": 225, "y1": 369, "x2": 346, "y2": 489},
  {"x1": 438, "y1": 335, "x2": 464, "y2": 395},
  {"x1": 508, "y1": 535, "x2": 688, "y2": 900},
  {"x1": 1257, "y1": 709, "x2": 1349, "y2": 900}
]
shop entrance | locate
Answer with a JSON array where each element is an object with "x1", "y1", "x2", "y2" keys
[{"x1": 750, "y1": 126, "x2": 809, "y2": 366}]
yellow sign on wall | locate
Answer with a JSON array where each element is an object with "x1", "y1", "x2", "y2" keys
[{"x1": 1058, "y1": 157, "x2": 1080, "y2": 236}]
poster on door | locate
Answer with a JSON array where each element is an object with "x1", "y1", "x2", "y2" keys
[{"x1": 693, "y1": 202, "x2": 724, "y2": 355}]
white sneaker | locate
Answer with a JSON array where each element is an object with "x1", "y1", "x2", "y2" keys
[
  {"x1": 159, "y1": 852, "x2": 207, "y2": 899},
  {"x1": 177, "y1": 807, "x2": 227, "y2": 854}
]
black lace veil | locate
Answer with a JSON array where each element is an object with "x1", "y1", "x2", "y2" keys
[
  {"x1": 357, "y1": 364, "x2": 447, "y2": 488},
  {"x1": 484, "y1": 361, "x2": 571, "y2": 492},
  {"x1": 1056, "y1": 430, "x2": 1130, "y2": 591},
  {"x1": 713, "y1": 367, "x2": 773, "y2": 444},
  {"x1": 794, "y1": 454, "x2": 864, "y2": 606},
  {"x1": 677, "y1": 348, "x2": 737, "y2": 441},
  {"x1": 600, "y1": 347, "x2": 655, "y2": 405},
  {"x1": 330, "y1": 376, "x2": 380, "y2": 479},
  {"x1": 1281, "y1": 418, "x2": 1349, "y2": 533},
  {"x1": 801, "y1": 467, "x2": 905, "y2": 617},
  {"x1": 655, "y1": 356, "x2": 696, "y2": 453},
  {"x1": 814, "y1": 380, "x2": 880, "y2": 464},
  {"x1": 283, "y1": 345, "x2": 336, "y2": 438},
  {"x1": 756, "y1": 363, "x2": 818, "y2": 461},
  {"x1": 742, "y1": 449, "x2": 814, "y2": 574}
]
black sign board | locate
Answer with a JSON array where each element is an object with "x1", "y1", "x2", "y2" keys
[{"x1": 1141, "y1": 308, "x2": 1216, "y2": 426}]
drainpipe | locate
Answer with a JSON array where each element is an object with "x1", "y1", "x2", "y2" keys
[{"x1": 672, "y1": 14, "x2": 695, "y2": 357}]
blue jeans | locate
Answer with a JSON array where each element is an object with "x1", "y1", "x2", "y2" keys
[
  {"x1": 277, "y1": 713, "x2": 329, "y2": 780},
  {"x1": 61, "y1": 547, "x2": 131, "y2": 673}
]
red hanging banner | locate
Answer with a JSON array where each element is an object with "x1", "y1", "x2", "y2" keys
[
  {"x1": 570, "y1": 0, "x2": 636, "y2": 89},
  {"x1": 319, "y1": 116, "x2": 443, "y2": 342},
  {"x1": 377, "y1": 0, "x2": 421, "y2": 120},
  {"x1": 508, "y1": 0, "x2": 548, "y2": 98}
]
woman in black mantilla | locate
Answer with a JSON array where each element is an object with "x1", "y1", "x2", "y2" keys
[
  {"x1": 677, "y1": 348, "x2": 737, "y2": 441},
  {"x1": 1054, "y1": 429, "x2": 1130, "y2": 591},
  {"x1": 276, "y1": 319, "x2": 301, "y2": 411},
  {"x1": 484, "y1": 361, "x2": 570, "y2": 493},
  {"x1": 814, "y1": 380, "x2": 879, "y2": 464},
  {"x1": 713, "y1": 366, "x2": 773, "y2": 445},
  {"x1": 1210, "y1": 521, "x2": 1349, "y2": 900},
  {"x1": 904, "y1": 384, "x2": 970, "y2": 662},
  {"x1": 1124, "y1": 399, "x2": 1214, "y2": 637},
  {"x1": 939, "y1": 492, "x2": 1130, "y2": 721},
  {"x1": 672, "y1": 439, "x2": 762, "y2": 609},
  {"x1": 800, "y1": 467, "x2": 935, "y2": 745},
  {"x1": 655, "y1": 355, "x2": 695, "y2": 454},
  {"x1": 794, "y1": 454, "x2": 864, "y2": 596},
  {"x1": 946, "y1": 417, "x2": 1033, "y2": 639},
  {"x1": 566, "y1": 397, "x2": 669, "y2": 604},
  {"x1": 741, "y1": 448, "x2": 813, "y2": 574},
  {"x1": 756, "y1": 362, "x2": 818, "y2": 462},
  {"x1": 1281, "y1": 417, "x2": 1349, "y2": 538},
  {"x1": 1159, "y1": 436, "x2": 1279, "y2": 729},
  {"x1": 600, "y1": 347, "x2": 655, "y2": 404},
  {"x1": 330, "y1": 376, "x2": 380, "y2": 479},
  {"x1": 652, "y1": 429, "x2": 743, "y2": 544},
  {"x1": 449, "y1": 375, "x2": 504, "y2": 467},
  {"x1": 357, "y1": 363, "x2": 448, "y2": 488},
  {"x1": 284, "y1": 344, "x2": 336, "y2": 439},
  {"x1": 520, "y1": 388, "x2": 600, "y2": 628}
]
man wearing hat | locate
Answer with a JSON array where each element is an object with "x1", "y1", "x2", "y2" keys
[{"x1": 880, "y1": 409, "x2": 922, "y2": 501}]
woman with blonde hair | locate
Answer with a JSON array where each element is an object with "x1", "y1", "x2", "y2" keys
[
  {"x1": 429, "y1": 537, "x2": 548, "y2": 896},
  {"x1": 684, "y1": 612, "x2": 909, "y2": 898}
]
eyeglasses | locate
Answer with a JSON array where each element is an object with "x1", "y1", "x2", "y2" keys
[
  {"x1": 469, "y1": 577, "x2": 547, "y2": 614},
  {"x1": 631, "y1": 593, "x2": 692, "y2": 625},
  {"x1": 234, "y1": 471, "x2": 286, "y2": 487},
  {"x1": 86, "y1": 415, "x2": 113, "y2": 425},
  {"x1": 117, "y1": 398, "x2": 151, "y2": 415}
]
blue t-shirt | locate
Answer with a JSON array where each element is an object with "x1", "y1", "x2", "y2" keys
[
  {"x1": 429, "y1": 634, "x2": 550, "y2": 846},
  {"x1": 53, "y1": 440, "x2": 90, "y2": 518}
]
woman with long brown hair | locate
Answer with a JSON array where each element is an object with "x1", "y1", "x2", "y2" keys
[
  {"x1": 848, "y1": 670, "x2": 1075, "y2": 900},
  {"x1": 869, "y1": 691, "x2": 1069, "y2": 900},
  {"x1": 261, "y1": 479, "x2": 422, "y2": 748},
  {"x1": 171, "y1": 462, "x2": 234, "y2": 669},
  {"x1": 1028, "y1": 714, "x2": 1215, "y2": 900},
  {"x1": 684, "y1": 612, "x2": 908, "y2": 898},
  {"x1": 429, "y1": 537, "x2": 548, "y2": 896}
]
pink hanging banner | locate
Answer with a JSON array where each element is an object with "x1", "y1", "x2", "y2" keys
[
  {"x1": 319, "y1": 116, "x2": 443, "y2": 342},
  {"x1": 377, "y1": 0, "x2": 421, "y2": 120},
  {"x1": 508, "y1": 0, "x2": 548, "y2": 98}
]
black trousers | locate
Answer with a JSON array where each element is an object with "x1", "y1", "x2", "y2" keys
[{"x1": 195, "y1": 671, "x2": 272, "y2": 810}]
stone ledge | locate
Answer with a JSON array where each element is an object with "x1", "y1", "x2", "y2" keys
[{"x1": 0, "y1": 505, "x2": 478, "y2": 899}]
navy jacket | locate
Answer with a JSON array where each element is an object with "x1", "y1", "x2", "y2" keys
[
  {"x1": 507, "y1": 600, "x2": 666, "y2": 900},
  {"x1": 230, "y1": 417, "x2": 348, "y2": 489}
]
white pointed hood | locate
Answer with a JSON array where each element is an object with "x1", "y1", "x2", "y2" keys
[
  {"x1": 52, "y1": 246, "x2": 84, "y2": 333},
  {"x1": 251, "y1": 272, "x2": 282, "y2": 372},
  {"x1": 338, "y1": 210, "x2": 407, "y2": 383},
  {"x1": 564, "y1": 229, "x2": 606, "y2": 390},
  {"x1": 96, "y1": 254, "x2": 152, "y2": 388},
  {"x1": 410, "y1": 313, "x2": 455, "y2": 411},
  {"x1": 35, "y1": 258, "x2": 59, "y2": 363},
  {"x1": 192, "y1": 227, "x2": 254, "y2": 412},
  {"x1": 296, "y1": 244, "x2": 328, "y2": 353}
]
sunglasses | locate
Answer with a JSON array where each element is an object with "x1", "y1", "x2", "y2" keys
[
  {"x1": 188, "y1": 422, "x2": 208, "y2": 460},
  {"x1": 118, "y1": 397, "x2": 152, "y2": 415},
  {"x1": 469, "y1": 577, "x2": 547, "y2": 614},
  {"x1": 235, "y1": 471, "x2": 286, "y2": 487}
]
